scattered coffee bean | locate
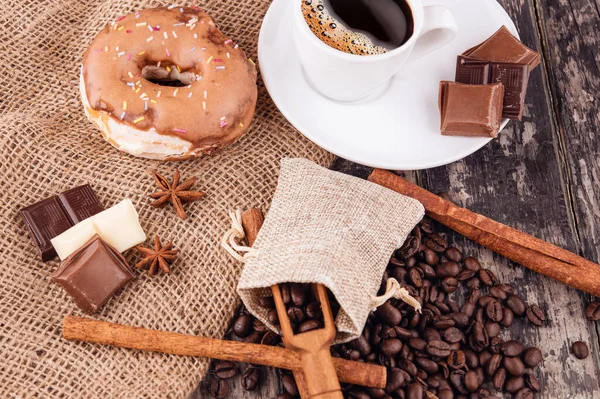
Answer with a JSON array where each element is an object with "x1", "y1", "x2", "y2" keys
[
  {"x1": 524, "y1": 372, "x2": 541, "y2": 392},
  {"x1": 282, "y1": 373, "x2": 299, "y2": 396},
  {"x1": 258, "y1": 296, "x2": 275, "y2": 309},
  {"x1": 241, "y1": 366, "x2": 260, "y2": 391},
  {"x1": 522, "y1": 347, "x2": 543, "y2": 368},
  {"x1": 504, "y1": 356, "x2": 525, "y2": 376},
  {"x1": 232, "y1": 314, "x2": 253, "y2": 338},
  {"x1": 209, "y1": 378, "x2": 229, "y2": 398},
  {"x1": 214, "y1": 361, "x2": 237, "y2": 379},
  {"x1": 571, "y1": 341, "x2": 589, "y2": 359},
  {"x1": 297, "y1": 319, "x2": 322, "y2": 333},
  {"x1": 506, "y1": 295, "x2": 527, "y2": 316},
  {"x1": 492, "y1": 367, "x2": 506, "y2": 391},
  {"x1": 502, "y1": 340, "x2": 524, "y2": 357},
  {"x1": 505, "y1": 376, "x2": 525, "y2": 393},
  {"x1": 525, "y1": 305, "x2": 545, "y2": 326},
  {"x1": 515, "y1": 387, "x2": 534, "y2": 399},
  {"x1": 585, "y1": 301, "x2": 600, "y2": 321}
]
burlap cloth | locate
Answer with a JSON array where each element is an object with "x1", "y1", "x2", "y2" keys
[
  {"x1": 0, "y1": 1, "x2": 334, "y2": 397},
  {"x1": 237, "y1": 159, "x2": 425, "y2": 344}
]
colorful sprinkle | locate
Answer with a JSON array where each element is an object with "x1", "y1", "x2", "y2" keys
[
  {"x1": 116, "y1": 15, "x2": 127, "y2": 22},
  {"x1": 207, "y1": 55, "x2": 214, "y2": 63},
  {"x1": 126, "y1": 29, "x2": 132, "y2": 34},
  {"x1": 163, "y1": 32, "x2": 168, "y2": 39},
  {"x1": 224, "y1": 39, "x2": 233, "y2": 45},
  {"x1": 127, "y1": 82, "x2": 134, "y2": 87},
  {"x1": 173, "y1": 88, "x2": 179, "y2": 97},
  {"x1": 248, "y1": 58, "x2": 255, "y2": 65},
  {"x1": 188, "y1": 92, "x2": 193, "y2": 98},
  {"x1": 180, "y1": 7, "x2": 184, "y2": 12},
  {"x1": 157, "y1": 90, "x2": 161, "y2": 98},
  {"x1": 234, "y1": 44, "x2": 239, "y2": 49},
  {"x1": 135, "y1": 88, "x2": 141, "y2": 93},
  {"x1": 136, "y1": 22, "x2": 147, "y2": 27},
  {"x1": 215, "y1": 66, "x2": 226, "y2": 71},
  {"x1": 176, "y1": 65, "x2": 181, "y2": 72},
  {"x1": 117, "y1": 51, "x2": 125, "y2": 57},
  {"x1": 168, "y1": 4, "x2": 177, "y2": 9},
  {"x1": 144, "y1": 101, "x2": 149, "y2": 111},
  {"x1": 196, "y1": 75, "x2": 203, "y2": 81},
  {"x1": 146, "y1": 36, "x2": 154, "y2": 42},
  {"x1": 133, "y1": 116, "x2": 145, "y2": 124},
  {"x1": 194, "y1": 33, "x2": 198, "y2": 39},
  {"x1": 174, "y1": 22, "x2": 185, "y2": 27},
  {"x1": 202, "y1": 101, "x2": 206, "y2": 110},
  {"x1": 104, "y1": 46, "x2": 108, "y2": 52},
  {"x1": 166, "y1": 66, "x2": 171, "y2": 72},
  {"x1": 166, "y1": 48, "x2": 171, "y2": 57},
  {"x1": 128, "y1": 72, "x2": 134, "y2": 78},
  {"x1": 190, "y1": 46, "x2": 196, "y2": 52},
  {"x1": 219, "y1": 120, "x2": 228, "y2": 128},
  {"x1": 153, "y1": 26, "x2": 161, "y2": 31},
  {"x1": 174, "y1": 128, "x2": 187, "y2": 133},
  {"x1": 93, "y1": 48, "x2": 102, "y2": 53},
  {"x1": 226, "y1": 52, "x2": 230, "y2": 59},
  {"x1": 213, "y1": 58, "x2": 223, "y2": 63},
  {"x1": 239, "y1": 123, "x2": 244, "y2": 128},
  {"x1": 172, "y1": 31, "x2": 178, "y2": 38},
  {"x1": 123, "y1": 101, "x2": 127, "y2": 110},
  {"x1": 204, "y1": 90, "x2": 207, "y2": 99},
  {"x1": 120, "y1": 111, "x2": 126, "y2": 120},
  {"x1": 127, "y1": 53, "x2": 131, "y2": 60},
  {"x1": 118, "y1": 26, "x2": 125, "y2": 31},
  {"x1": 150, "y1": 99, "x2": 157, "y2": 104},
  {"x1": 138, "y1": 51, "x2": 146, "y2": 56},
  {"x1": 147, "y1": 25, "x2": 154, "y2": 32}
]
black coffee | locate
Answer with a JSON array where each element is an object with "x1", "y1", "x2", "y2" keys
[{"x1": 302, "y1": 0, "x2": 414, "y2": 55}]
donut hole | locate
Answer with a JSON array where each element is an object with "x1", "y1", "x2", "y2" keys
[{"x1": 141, "y1": 65, "x2": 197, "y2": 87}]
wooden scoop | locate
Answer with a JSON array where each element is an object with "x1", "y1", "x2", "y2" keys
[{"x1": 272, "y1": 283, "x2": 343, "y2": 399}]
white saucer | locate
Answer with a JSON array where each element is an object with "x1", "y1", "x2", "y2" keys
[{"x1": 258, "y1": 0, "x2": 518, "y2": 170}]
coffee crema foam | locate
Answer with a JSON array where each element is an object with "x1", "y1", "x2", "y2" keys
[{"x1": 301, "y1": 0, "x2": 389, "y2": 56}]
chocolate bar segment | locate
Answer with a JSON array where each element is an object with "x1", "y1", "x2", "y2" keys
[
  {"x1": 52, "y1": 235, "x2": 135, "y2": 313},
  {"x1": 439, "y1": 81, "x2": 505, "y2": 138},
  {"x1": 456, "y1": 56, "x2": 530, "y2": 120},
  {"x1": 57, "y1": 184, "x2": 104, "y2": 224},
  {"x1": 462, "y1": 26, "x2": 540, "y2": 70},
  {"x1": 20, "y1": 197, "x2": 72, "y2": 261}
]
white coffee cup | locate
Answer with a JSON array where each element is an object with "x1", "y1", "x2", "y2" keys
[{"x1": 293, "y1": 0, "x2": 458, "y2": 102}]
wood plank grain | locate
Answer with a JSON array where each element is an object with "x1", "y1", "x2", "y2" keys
[{"x1": 421, "y1": 0, "x2": 600, "y2": 397}]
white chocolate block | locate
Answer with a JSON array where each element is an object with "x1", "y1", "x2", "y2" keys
[{"x1": 51, "y1": 199, "x2": 147, "y2": 260}]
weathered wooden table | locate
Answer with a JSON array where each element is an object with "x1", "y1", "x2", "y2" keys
[{"x1": 195, "y1": 0, "x2": 600, "y2": 397}]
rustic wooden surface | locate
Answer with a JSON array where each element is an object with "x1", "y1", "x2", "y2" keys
[{"x1": 195, "y1": 0, "x2": 600, "y2": 397}]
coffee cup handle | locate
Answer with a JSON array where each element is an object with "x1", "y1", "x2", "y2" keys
[{"x1": 410, "y1": 6, "x2": 458, "y2": 60}]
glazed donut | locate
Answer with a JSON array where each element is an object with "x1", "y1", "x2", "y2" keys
[{"x1": 80, "y1": 6, "x2": 258, "y2": 160}]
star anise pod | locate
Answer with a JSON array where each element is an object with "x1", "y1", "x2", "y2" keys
[
  {"x1": 135, "y1": 236, "x2": 178, "y2": 276},
  {"x1": 149, "y1": 169, "x2": 205, "y2": 220}
]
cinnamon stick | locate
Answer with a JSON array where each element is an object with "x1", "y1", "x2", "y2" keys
[
  {"x1": 368, "y1": 169, "x2": 600, "y2": 296},
  {"x1": 62, "y1": 316, "x2": 386, "y2": 388},
  {"x1": 241, "y1": 208, "x2": 311, "y2": 399}
]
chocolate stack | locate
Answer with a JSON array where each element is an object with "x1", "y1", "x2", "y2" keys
[{"x1": 439, "y1": 26, "x2": 541, "y2": 138}]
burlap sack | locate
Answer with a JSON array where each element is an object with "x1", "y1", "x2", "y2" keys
[
  {"x1": 0, "y1": 1, "x2": 335, "y2": 397},
  {"x1": 237, "y1": 159, "x2": 424, "y2": 343}
]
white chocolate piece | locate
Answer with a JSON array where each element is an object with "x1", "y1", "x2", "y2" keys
[{"x1": 51, "y1": 199, "x2": 146, "y2": 260}]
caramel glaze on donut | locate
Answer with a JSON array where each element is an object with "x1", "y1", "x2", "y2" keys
[{"x1": 81, "y1": 6, "x2": 257, "y2": 159}]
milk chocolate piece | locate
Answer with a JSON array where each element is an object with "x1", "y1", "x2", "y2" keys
[
  {"x1": 456, "y1": 56, "x2": 530, "y2": 120},
  {"x1": 52, "y1": 235, "x2": 135, "y2": 313},
  {"x1": 57, "y1": 184, "x2": 104, "y2": 224},
  {"x1": 462, "y1": 26, "x2": 540, "y2": 70},
  {"x1": 21, "y1": 197, "x2": 72, "y2": 261},
  {"x1": 439, "y1": 81, "x2": 505, "y2": 138}
]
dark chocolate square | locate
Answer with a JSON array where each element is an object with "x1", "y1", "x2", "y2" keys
[
  {"x1": 57, "y1": 184, "x2": 104, "y2": 224},
  {"x1": 52, "y1": 235, "x2": 135, "y2": 313},
  {"x1": 455, "y1": 56, "x2": 489, "y2": 85},
  {"x1": 20, "y1": 197, "x2": 72, "y2": 261}
]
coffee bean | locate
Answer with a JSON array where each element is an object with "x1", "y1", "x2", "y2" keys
[
  {"x1": 399, "y1": 359, "x2": 418, "y2": 377},
  {"x1": 232, "y1": 314, "x2": 253, "y2": 338},
  {"x1": 406, "y1": 382, "x2": 423, "y2": 399},
  {"x1": 381, "y1": 338, "x2": 403, "y2": 357},
  {"x1": 571, "y1": 341, "x2": 589, "y2": 359},
  {"x1": 214, "y1": 361, "x2": 237, "y2": 379},
  {"x1": 469, "y1": 322, "x2": 489, "y2": 352},
  {"x1": 409, "y1": 337, "x2": 427, "y2": 351},
  {"x1": 486, "y1": 300, "x2": 503, "y2": 322},
  {"x1": 478, "y1": 351, "x2": 492, "y2": 367},
  {"x1": 514, "y1": 388, "x2": 534, "y2": 399},
  {"x1": 349, "y1": 335, "x2": 371, "y2": 356},
  {"x1": 397, "y1": 235, "x2": 421, "y2": 259},
  {"x1": 506, "y1": 295, "x2": 526, "y2": 316},
  {"x1": 346, "y1": 388, "x2": 370, "y2": 399},
  {"x1": 485, "y1": 322, "x2": 501, "y2": 338},
  {"x1": 419, "y1": 263, "x2": 437, "y2": 279},
  {"x1": 209, "y1": 378, "x2": 229, "y2": 398},
  {"x1": 465, "y1": 277, "x2": 481, "y2": 290},
  {"x1": 461, "y1": 302, "x2": 476, "y2": 318},
  {"x1": 443, "y1": 327, "x2": 463, "y2": 344},
  {"x1": 489, "y1": 337, "x2": 503, "y2": 354},
  {"x1": 408, "y1": 267, "x2": 424, "y2": 288},
  {"x1": 500, "y1": 307, "x2": 514, "y2": 327},
  {"x1": 524, "y1": 372, "x2": 541, "y2": 392},
  {"x1": 286, "y1": 306, "x2": 305, "y2": 323},
  {"x1": 463, "y1": 349, "x2": 479, "y2": 369},
  {"x1": 385, "y1": 368, "x2": 406, "y2": 393},
  {"x1": 424, "y1": 248, "x2": 439, "y2": 266},
  {"x1": 436, "y1": 389, "x2": 453, "y2": 399},
  {"x1": 258, "y1": 296, "x2": 275, "y2": 309},
  {"x1": 492, "y1": 368, "x2": 506, "y2": 391},
  {"x1": 450, "y1": 312, "x2": 470, "y2": 329},
  {"x1": 477, "y1": 295, "x2": 494, "y2": 309},
  {"x1": 445, "y1": 247, "x2": 463, "y2": 262},
  {"x1": 585, "y1": 301, "x2": 600, "y2": 321},
  {"x1": 280, "y1": 283, "x2": 291, "y2": 305},
  {"x1": 436, "y1": 261, "x2": 460, "y2": 278},
  {"x1": 375, "y1": 301, "x2": 402, "y2": 326},
  {"x1": 267, "y1": 308, "x2": 280, "y2": 325},
  {"x1": 485, "y1": 354, "x2": 502, "y2": 376},
  {"x1": 305, "y1": 301, "x2": 322, "y2": 319},
  {"x1": 457, "y1": 269, "x2": 476, "y2": 281},
  {"x1": 424, "y1": 233, "x2": 447, "y2": 252},
  {"x1": 504, "y1": 357, "x2": 525, "y2": 376},
  {"x1": 261, "y1": 330, "x2": 280, "y2": 346},
  {"x1": 282, "y1": 373, "x2": 299, "y2": 396},
  {"x1": 522, "y1": 347, "x2": 542, "y2": 368},
  {"x1": 394, "y1": 326, "x2": 413, "y2": 340},
  {"x1": 525, "y1": 305, "x2": 545, "y2": 326},
  {"x1": 290, "y1": 283, "x2": 307, "y2": 306},
  {"x1": 427, "y1": 340, "x2": 451, "y2": 357},
  {"x1": 297, "y1": 319, "x2": 322, "y2": 333},
  {"x1": 450, "y1": 370, "x2": 468, "y2": 394},
  {"x1": 505, "y1": 376, "x2": 525, "y2": 393},
  {"x1": 275, "y1": 394, "x2": 293, "y2": 399},
  {"x1": 253, "y1": 319, "x2": 268, "y2": 333},
  {"x1": 501, "y1": 340, "x2": 524, "y2": 357},
  {"x1": 441, "y1": 277, "x2": 459, "y2": 294},
  {"x1": 415, "y1": 356, "x2": 438, "y2": 374},
  {"x1": 478, "y1": 269, "x2": 498, "y2": 287},
  {"x1": 241, "y1": 366, "x2": 260, "y2": 391},
  {"x1": 243, "y1": 331, "x2": 264, "y2": 344},
  {"x1": 463, "y1": 257, "x2": 481, "y2": 272}
]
